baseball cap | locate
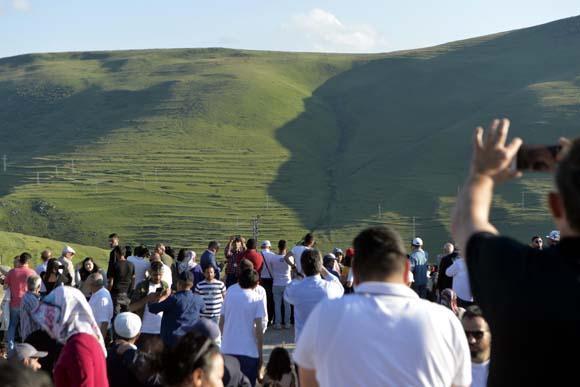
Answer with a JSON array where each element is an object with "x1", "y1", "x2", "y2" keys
[
  {"x1": 345, "y1": 247, "x2": 355, "y2": 257},
  {"x1": 114, "y1": 312, "x2": 142, "y2": 339},
  {"x1": 332, "y1": 248, "x2": 344, "y2": 256},
  {"x1": 178, "y1": 270, "x2": 194, "y2": 283},
  {"x1": 324, "y1": 253, "x2": 337, "y2": 261},
  {"x1": 62, "y1": 245, "x2": 76, "y2": 255},
  {"x1": 546, "y1": 230, "x2": 560, "y2": 241},
  {"x1": 8, "y1": 343, "x2": 48, "y2": 361},
  {"x1": 261, "y1": 240, "x2": 271, "y2": 248},
  {"x1": 185, "y1": 319, "x2": 221, "y2": 341},
  {"x1": 412, "y1": 237, "x2": 424, "y2": 246}
]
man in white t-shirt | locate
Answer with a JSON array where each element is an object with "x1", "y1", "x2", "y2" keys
[
  {"x1": 270, "y1": 240, "x2": 291, "y2": 329},
  {"x1": 127, "y1": 245, "x2": 151, "y2": 288},
  {"x1": 129, "y1": 261, "x2": 169, "y2": 350},
  {"x1": 220, "y1": 268, "x2": 266, "y2": 386},
  {"x1": 284, "y1": 249, "x2": 344, "y2": 341},
  {"x1": 462, "y1": 305, "x2": 491, "y2": 387},
  {"x1": 445, "y1": 256, "x2": 473, "y2": 307},
  {"x1": 294, "y1": 226, "x2": 471, "y2": 387},
  {"x1": 283, "y1": 233, "x2": 314, "y2": 276},
  {"x1": 87, "y1": 272, "x2": 114, "y2": 340},
  {"x1": 35, "y1": 249, "x2": 52, "y2": 293}
]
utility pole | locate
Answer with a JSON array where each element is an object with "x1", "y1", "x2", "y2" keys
[
  {"x1": 521, "y1": 192, "x2": 525, "y2": 209},
  {"x1": 412, "y1": 216, "x2": 416, "y2": 237},
  {"x1": 252, "y1": 215, "x2": 261, "y2": 241},
  {"x1": 2, "y1": 154, "x2": 6, "y2": 172},
  {"x1": 378, "y1": 204, "x2": 382, "y2": 219},
  {"x1": 55, "y1": 166, "x2": 58, "y2": 176},
  {"x1": 71, "y1": 159, "x2": 75, "y2": 174},
  {"x1": 36, "y1": 171, "x2": 40, "y2": 185}
]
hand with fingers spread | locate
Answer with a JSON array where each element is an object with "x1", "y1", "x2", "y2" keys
[{"x1": 471, "y1": 118, "x2": 523, "y2": 182}]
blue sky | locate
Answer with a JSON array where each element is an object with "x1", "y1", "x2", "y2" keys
[{"x1": 1, "y1": 0, "x2": 579, "y2": 58}]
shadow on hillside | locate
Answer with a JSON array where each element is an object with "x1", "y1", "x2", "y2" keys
[
  {"x1": 269, "y1": 16, "x2": 580, "y2": 240},
  {"x1": 0, "y1": 80, "x2": 177, "y2": 196}
]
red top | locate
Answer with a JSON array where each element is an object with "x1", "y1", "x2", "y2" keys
[
  {"x1": 54, "y1": 333, "x2": 109, "y2": 387},
  {"x1": 239, "y1": 249, "x2": 264, "y2": 275},
  {"x1": 5, "y1": 266, "x2": 36, "y2": 308}
]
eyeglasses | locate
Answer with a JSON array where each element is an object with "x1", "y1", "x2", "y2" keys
[{"x1": 465, "y1": 330, "x2": 488, "y2": 340}]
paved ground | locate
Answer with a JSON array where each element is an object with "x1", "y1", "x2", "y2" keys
[{"x1": 263, "y1": 324, "x2": 296, "y2": 361}]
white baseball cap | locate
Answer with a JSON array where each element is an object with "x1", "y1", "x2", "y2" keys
[
  {"x1": 9, "y1": 343, "x2": 48, "y2": 360},
  {"x1": 114, "y1": 312, "x2": 142, "y2": 339},
  {"x1": 412, "y1": 237, "x2": 424, "y2": 246},
  {"x1": 546, "y1": 230, "x2": 560, "y2": 241},
  {"x1": 261, "y1": 240, "x2": 271, "y2": 247},
  {"x1": 62, "y1": 245, "x2": 76, "y2": 255}
]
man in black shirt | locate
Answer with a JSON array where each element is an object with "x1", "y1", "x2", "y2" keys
[
  {"x1": 436, "y1": 243, "x2": 459, "y2": 296},
  {"x1": 108, "y1": 245, "x2": 135, "y2": 315},
  {"x1": 107, "y1": 233, "x2": 120, "y2": 279},
  {"x1": 452, "y1": 118, "x2": 579, "y2": 386}
]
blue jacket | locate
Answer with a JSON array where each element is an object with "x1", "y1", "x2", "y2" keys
[
  {"x1": 199, "y1": 250, "x2": 221, "y2": 280},
  {"x1": 148, "y1": 290, "x2": 204, "y2": 347}
]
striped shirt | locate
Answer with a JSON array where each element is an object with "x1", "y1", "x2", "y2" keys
[
  {"x1": 20, "y1": 292, "x2": 41, "y2": 340},
  {"x1": 195, "y1": 280, "x2": 226, "y2": 318}
]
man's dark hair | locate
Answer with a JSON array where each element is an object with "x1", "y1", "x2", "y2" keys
[
  {"x1": 239, "y1": 258, "x2": 254, "y2": 272},
  {"x1": 0, "y1": 361, "x2": 53, "y2": 387},
  {"x1": 303, "y1": 233, "x2": 314, "y2": 246},
  {"x1": 239, "y1": 269, "x2": 259, "y2": 289},
  {"x1": 165, "y1": 246, "x2": 176, "y2": 259},
  {"x1": 161, "y1": 332, "x2": 221, "y2": 387},
  {"x1": 109, "y1": 233, "x2": 119, "y2": 239},
  {"x1": 462, "y1": 305, "x2": 484, "y2": 320},
  {"x1": 278, "y1": 239, "x2": 287, "y2": 250},
  {"x1": 137, "y1": 245, "x2": 150, "y2": 258},
  {"x1": 208, "y1": 240, "x2": 220, "y2": 250},
  {"x1": 266, "y1": 347, "x2": 292, "y2": 381},
  {"x1": 246, "y1": 238, "x2": 257, "y2": 250},
  {"x1": 19, "y1": 252, "x2": 31, "y2": 265},
  {"x1": 531, "y1": 235, "x2": 541, "y2": 242},
  {"x1": 301, "y1": 249, "x2": 322, "y2": 276},
  {"x1": 124, "y1": 245, "x2": 133, "y2": 258},
  {"x1": 150, "y1": 261, "x2": 164, "y2": 273},
  {"x1": 556, "y1": 139, "x2": 580, "y2": 231},
  {"x1": 133, "y1": 245, "x2": 143, "y2": 257},
  {"x1": 352, "y1": 226, "x2": 407, "y2": 282}
]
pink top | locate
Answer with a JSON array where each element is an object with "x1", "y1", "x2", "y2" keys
[
  {"x1": 5, "y1": 266, "x2": 36, "y2": 308},
  {"x1": 54, "y1": 333, "x2": 109, "y2": 387}
]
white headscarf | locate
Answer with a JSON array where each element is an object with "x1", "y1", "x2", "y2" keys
[
  {"x1": 33, "y1": 286, "x2": 106, "y2": 356},
  {"x1": 178, "y1": 250, "x2": 197, "y2": 274}
]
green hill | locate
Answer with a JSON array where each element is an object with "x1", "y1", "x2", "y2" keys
[
  {"x1": 0, "y1": 230, "x2": 109, "y2": 268},
  {"x1": 1, "y1": 15, "x2": 579, "y2": 252}
]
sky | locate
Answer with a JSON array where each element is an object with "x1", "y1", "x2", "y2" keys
[{"x1": 1, "y1": 0, "x2": 579, "y2": 59}]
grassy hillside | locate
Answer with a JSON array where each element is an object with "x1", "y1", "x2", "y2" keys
[
  {"x1": 1, "y1": 15, "x2": 580, "y2": 253},
  {"x1": 0, "y1": 230, "x2": 109, "y2": 268}
]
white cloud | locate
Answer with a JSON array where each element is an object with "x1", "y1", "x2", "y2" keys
[
  {"x1": 12, "y1": 0, "x2": 31, "y2": 12},
  {"x1": 289, "y1": 8, "x2": 386, "y2": 53}
]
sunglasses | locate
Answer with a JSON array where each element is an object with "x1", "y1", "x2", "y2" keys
[{"x1": 465, "y1": 330, "x2": 488, "y2": 340}]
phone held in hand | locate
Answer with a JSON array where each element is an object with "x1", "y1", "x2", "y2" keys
[
  {"x1": 155, "y1": 286, "x2": 163, "y2": 295},
  {"x1": 514, "y1": 144, "x2": 563, "y2": 172}
]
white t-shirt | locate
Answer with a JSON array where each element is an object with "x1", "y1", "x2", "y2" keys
[
  {"x1": 127, "y1": 256, "x2": 150, "y2": 287},
  {"x1": 161, "y1": 263, "x2": 172, "y2": 289},
  {"x1": 221, "y1": 284, "x2": 267, "y2": 358},
  {"x1": 471, "y1": 361, "x2": 489, "y2": 387},
  {"x1": 141, "y1": 283, "x2": 163, "y2": 334},
  {"x1": 290, "y1": 245, "x2": 310, "y2": 274},
  {"x1": 270, "y1": 253, "x2": 291, "y2": 287},
  {"x1": 88, "y1": 287, "x2": 114, "y2": 325},
  {"x1": 36, "y1": 262, "x2": 48, "y2": 292},
  {"x1": 445, "y1": 258, "x2": 473, "y2": 302},
  {"x1": 260, "y1": 249, "x2": 275, "y2": 279},
  {"x1": 294, "y1": 282, "x2": 471, "y2": 387}
]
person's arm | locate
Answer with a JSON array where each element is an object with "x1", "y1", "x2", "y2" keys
[
  {"x1": 299, "y1": 369, "x2": 319, "y2": 387},
  {"x1": 452, "y1": 118, "x2": 522, "y2": 255},
  {"x1": 254, "y1": 318, "x2": 264, "y2": 373},
  {"x1": 219, "y1": 314, "x2": 225, "y2": 334},
  {"x1": 283, "y1": 251, "x2": 296, "y2": 269},
  {"x1": 320, "y1": 267, "x2": 344, "y2": 297},
  {"x1": 129, "y1": 289, "x2": 149, "y2": 312},
  {"x1": 445, "y1": 261, "x2": 459, "y2": 277},
  {"x1": 99, "y1": 322, "x2": 108, "y2": 339},
  {"x1": 346, "y1": 267, "x2": 353, "y2": 288},
  {"x1": 147, "y1": 289, "x2": 172, "y2": 314}
]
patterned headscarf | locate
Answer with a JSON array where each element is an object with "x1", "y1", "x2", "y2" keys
[
  {"x1": 32, "y1": 286, "x2": 106, "y2": 356},
  {"x1": 440, "y1": 288, "x2": 459, "y2": 316}
]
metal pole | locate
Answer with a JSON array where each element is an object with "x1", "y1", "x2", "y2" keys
[
  {"x1": 522, "y1": 192, "x2": 525, "y2": 209},
  {"x1": 36, "y1": 171, "x2": 40, "y2": 185},
  {"x1": 412, "y1": 216, "x2": 416, "y2": 237},
  {"x1": 378, "y1": 204, "x2": 382, "y2": 219},
  {"x1": 2, "y1": 154, "x2": 6, "y2": 172}
]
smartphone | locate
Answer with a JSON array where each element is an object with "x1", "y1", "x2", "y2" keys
[
  {"x1": 515, "y1": 144, "x2": 562, "y2": 172},
  {"x1": 155, "y1": 287, "x2": 163, "y2": 295}
]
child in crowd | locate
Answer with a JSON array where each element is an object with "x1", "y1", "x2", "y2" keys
[
  {"x1": 262, "y1": 347, "x2": 297, "y2": 387},
  {"x1": 194, "y1": 266, "x2": 226, "y2": 325}
]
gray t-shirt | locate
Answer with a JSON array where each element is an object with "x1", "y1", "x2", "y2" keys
[{"x1": 409, "y1": 250, "x2": 429, "y2": 286}]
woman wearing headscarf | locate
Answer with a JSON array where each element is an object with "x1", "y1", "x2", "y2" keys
[
  {"x1": 439, "y1": 288, "x2": 466, "y2": 320},
  {"x1": 33, "y1": 285, "x2": 108, "y2": 387}
]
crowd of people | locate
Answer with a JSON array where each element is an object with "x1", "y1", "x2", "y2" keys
[{"x1": 0, "y1": 122, "x2": 578, "y2": 387}]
